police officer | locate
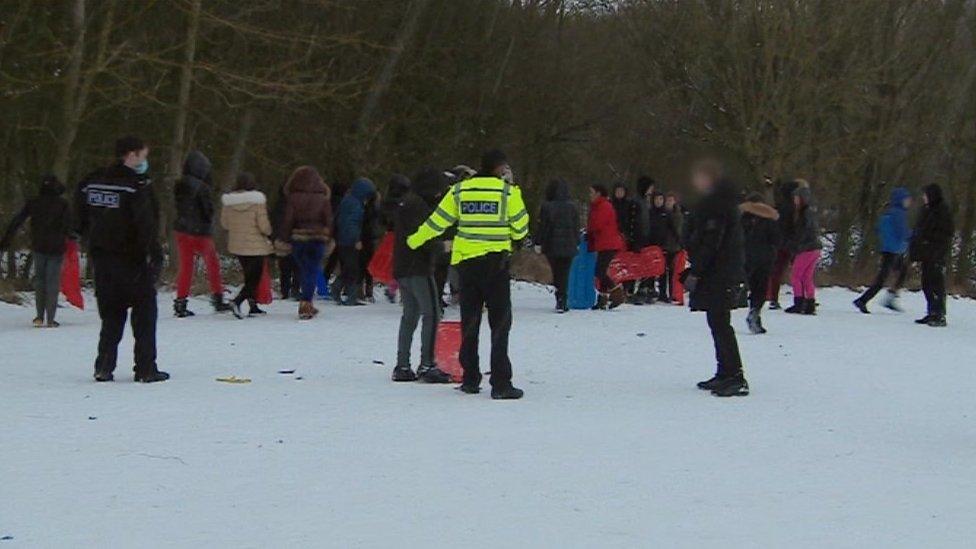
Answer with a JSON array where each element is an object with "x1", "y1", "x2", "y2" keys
[
  {"x1": 75, "y1": 136, "x2": 168, "y2": 383},
  {"x1": 407, "y1": 150, "x2": 529, "y2": 399}
]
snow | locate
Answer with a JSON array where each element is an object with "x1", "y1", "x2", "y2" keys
[{"x1": 1, "y1": 284, "x2": 974, "y2": 548}]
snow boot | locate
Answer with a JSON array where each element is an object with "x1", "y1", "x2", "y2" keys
[
  {"x1": 491, "y1": 386, "x2": 524, "y2": 400},
  {"x1": 882, "y1": 291, "x2": 902, "y2": 312},
  {"x1": 853, "y1": 297, "x2": 870, "y2": 314},
  {"x1": 802, "y1": 298, "x2": 817, "y2": 315},
  {"x1": 783, "y1": 297, "x2": 803, "y2": 314},
  {"x1": 608, "y1": 285, "x2": 626, "y2": 309},
  {"x1": 392, "y1": 365, "x2": 417, "y2": 382},
  {"x1": 247, "y1": 300, "x2": 266, "y2": 316},
  {"x1": 173, "y1": 298, "x2": 195, "y2": 318},
  {"x1": 711, "y1": 375, "x2": 749, "y2": 397},
  {"x1": 697, "y1": 375, "x2": 724, "y2": 391},
  {"x1": 93, "y1": 370, "x2": 114, "y2": 382},
  {"x1": 134, "y1": 370, "x2": 170, "y2": 383},
  {"x1": 32, "y1": 317, "x2": 44, "y2": 328},
  {"x1": 927, "y1": 315, "x2": 947, "y2": 327},
  {"x1": 298, "y1": 301, "x2": 314, "y2": 320},
  {"x1": 592, "y1": 293, "x2": 608, "y2": 310},
  {"x1": 229, "y1": 298, "x2": 245, "y2": 320},
  {"x1": 46, "y1": 320, "x2": 60, "y2": 328},
  {"x1": 458, "y1": 383, "x2": 481, "y2": 394},
  {"x1": 417, "y1": 365, "x2": 452, "y2": 384},
  {"x1": 746, "y1": 308, "x2": 766, "y2": 334},
  {"x1": 212, "y1": 293, "x2": 233, "y2": 313},
  {"x1": 915, "y1": 314, "x2": 934, "y2": 324},
  {"x1": 557, "y1": 298, "x2": 569, "y2": 314},
  {"x1": 768, "y1": 300, "x2": 781, "y2": 310}
]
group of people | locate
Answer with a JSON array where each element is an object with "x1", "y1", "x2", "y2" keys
[{"x1": 0, "y1": 135, "x2": 959, "y2": 399}]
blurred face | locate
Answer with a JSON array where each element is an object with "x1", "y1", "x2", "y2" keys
[
  {"x1": 665, "y1": 196, "x2": 676, "y2": 209},
  {"x1": 654, "y1": 195, "x2": 665, "y2": 208},
  {"x1": 793, "y1": 194, "x2": 802, "y2": 207},
  {"x1": 691, "y1": 169, "x2": 713, "y2": 194},
  {"x1": 922, "y1": 193, "x2": 929, "y2": 205},
  {"x1": 614, "y1": 187, "x2": 626, "y2": 199},
  {"x1": 589, "y1": 187, "x2": 599, "y2": 201},
  {"x1": 902, "y1": 196, "x2": 913, "y2": 209},
  {"x1": 122, "y1": 147, "x2": 149, "y2": 169}
]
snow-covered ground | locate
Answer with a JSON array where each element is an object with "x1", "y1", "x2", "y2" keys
[{"x1": 1, "y1": 283, "x2": 974, "y2": 548}]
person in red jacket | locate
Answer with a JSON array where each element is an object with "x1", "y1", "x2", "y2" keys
[{"x1": 586, "y1": 184, "x2": 626, "y2": 309}]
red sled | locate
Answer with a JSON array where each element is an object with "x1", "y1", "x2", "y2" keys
[
  {"x1": 435, "y1": 320, "x2": 463, "y2": 383},
  {"x1": 367, "y1": 232, "x2": 395, "y2": 286},
  {"x1": 671, "y1": 250, "x2": 688, "y2": 305},
  {"x1": 256, "y1": 258, "x2": 273, "y2": 305},
  {"x1": 608, "y1": 245, "x2": 666, "y2": 284},
  {"x1": 61, "y1": 239, "x2": 84, "y2": 310}
]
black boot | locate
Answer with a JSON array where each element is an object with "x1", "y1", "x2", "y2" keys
[
  {"x1": 134, "y1": 370, "x2": 170, "y2": 383},
  {"x1": 458, "y1": 383, "x2": 481, "y2": 394},
  {"x1": 783, "y1": 297, "x2": 803, "y2": 314},
  {"x1": 391, "y1": 365, "x2": 417, "y2": 382},
  {"x1": 853, "y1": 297, "x2": 870, "y2": 314},
  {"x1": 94, "y1": 370, "x2": 114, "y2": 382},
  {"x1": 417, "y1": 365, "x2": 452, "y2": 384},
  {"x1": 768, "y1": 300, "x2": 781, "y2": 310},
  {"x1": 915, "y1": 314, "x2": 934, "y2": 324},
  {"x1": 746, "y1": 308, "x2": 766, "y2": 334},
  {"x1": 697, "y1": 375, "x2": 724, "y2": 391},
  {"x1": 229, "y1": 297, "x2": 245, "y2": 319},
  {"x1": 212, "y1": 293, "x2": 232, "y2": 313},
  {"x1": 927, "y1": 315, "x2": 947, "y2": 327},
  {"x1": 802, "y1": 298, "x2": 817, "y2": 315},
  {"x1": 248, "y1": 299, "x2": 267, "y2": 316},
  {"x1": 173, "y1": 298, "x2": 195, "y2": 318},
  {"x1": 711, "y1": 374, "x2": 749, "y2": 397},
  {"x1": 491, "y1": 385, "x2": 524, "y2": 400}
]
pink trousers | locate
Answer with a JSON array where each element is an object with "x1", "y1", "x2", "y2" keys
[{"x1": 791, "y1": 249, "x2": 821, "y2": 299}]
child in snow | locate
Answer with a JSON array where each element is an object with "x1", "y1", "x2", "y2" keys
[
  {"x1": 854, "y1": 187, "x2": 913, "y2": 314},
  {"x1": 683, "y1": 159, "x2": 749, "y2": 397},
  {"x1": 766, "y1": 179, "x2": 800, "y2": 310},
  {"x1": 280, "y1": 166, "x2": 332, "y2": 320},
  {"x1": 739, "y1": 192, "x2": 781, "y2": 333},
  {"x1": 662, "y1": 192, "x2": 685, "y2": 303},
  {"x1": 220, "y1": 172, "x2": 273, "y2": 319},
  {"x1": 173, "y1": 150, "x2": 231, "y2": 317},
  {"x1": 0, "y1": 175, "x2": 72, "y2": 327},
  {"x1": 334, "y1": 178, "x2": 377, "y2": 306},
  {"x1": 537, "y1": 178, "x2": 580, "y2": 313},
  {"x1": 784, "y1": 183, "x2": 821, "y2": 315},
  {"x1": 390, "y1": 168, "x2": 452, "y2": 384},
  {"x1": 909, "y1": 184, "x2": 954, "y2": 327},
  {"x1": 586, "y1": 184, "x2": 626, "y2": 309}
]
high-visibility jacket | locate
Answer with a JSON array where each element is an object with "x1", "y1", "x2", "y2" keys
[{"x1": 407, "y1": 176, "x2": 529, "y2": 265}]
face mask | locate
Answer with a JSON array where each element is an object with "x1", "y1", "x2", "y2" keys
[{"x1": 134, "y1": 159, "x2": 149, "y2": 175}]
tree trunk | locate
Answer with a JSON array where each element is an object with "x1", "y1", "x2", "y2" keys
[
  {"x1": 166, "y1": 0, "x2": 203, "y2": 183},
  {"x1": 51, "y1": 0, "x2": 87, "y2": 182},
  {"x1": 219, "y1": 108, "x2": 255, "y2": 191}
]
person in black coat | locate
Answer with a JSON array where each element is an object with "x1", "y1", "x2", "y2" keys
[
  {"x1": 682, "y1": 160, "x2": 749, "y2": 397},
  {"x1": 537, "y1": 178, "x2": 580, "y2": 312},
  {"x1": 766, "y1": 179, "x2": 799, "y2": 309},
  {"x1": 739, "y1": 192, "x2": 781, "y2": 334},
  {"x1": 1, "y1": 175, "x2": 72, "y2": 327},
  {"x1": 391, "y1": 168, "x2": 452, "y2": 384},
  {"x1": 611, "y1": 182, "x2": 648, "y2": 252},
  {"x1": 270, "y1": 179, "x2": 300, "y2": 300},
  {"x1": 909, "y1": 183, "x2": 954, "y2": 327}
]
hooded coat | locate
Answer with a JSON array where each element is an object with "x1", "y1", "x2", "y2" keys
[
  {"x1": 686, "y1": 178, "x2": 746, "y2": 312},
  {"x1": 774, "y1": 180, "x2": 800, "y2": 249},
  {"x1": 174, "y1": 150, "x2": 216, "y2": 236},
  {"x1": 740, "y1": 200, "x2": 781, "y2": 272},
  {"x1": 220, "y1": 191, "x2": 273, "y2": 256},
  {"x1": 586, "y1": 195, "x2": 625, "y2": 252},
  {"x1": 1, "y1": 178, "x2": 72, "y2": 255},
  {"x1": 611, "y1": 183, "x2": 649, "y2": 250},
  {"x1": 910, "y1": 184, "x2": 954, "y2": 264},
  {"x1": 788, "y1": 186, "x2": 821, "y2": 252},
  {"x1": 280, "y1": 166, "x2": 332, "y2": 243},
  {"x1": 537, "y1": 179, "x2": 580, "y2": 259},
  {"x1": 393, "y1": 169, "x2": 444, "y2": 279},
  {"x1": 878, "y1": 187, "x2": 912, "y2": 254},
  {"x1": 335, "y1": 178, "x2": 377, "y2": 247}
]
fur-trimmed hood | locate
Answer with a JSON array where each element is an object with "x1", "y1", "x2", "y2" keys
[
  {"x1": 222, "y1": 190, "x2": 267, "y2": 210},
  {"x1": 740, "y1": 201, "x2": 780, "y2": 220}
]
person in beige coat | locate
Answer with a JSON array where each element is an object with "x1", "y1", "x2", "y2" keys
[{"x1": 221, "y1": 172, "x2": 273, "y2": 318}]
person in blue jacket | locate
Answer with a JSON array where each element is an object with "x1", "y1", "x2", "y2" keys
[
  {"x1": 334, "y1": 178, "x2": 376, "y2": 305},
  {"x1": 854, "y1": 187, "x2": 913, "y2": 313}
]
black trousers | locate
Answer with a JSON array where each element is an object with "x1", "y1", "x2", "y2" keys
[
  {"x1": 706, "y1": 308, "x2": 743, "y2": 378},
  {"x1": 92, "y1": 254, "x2": 158, "y2": 378},
  {"x1": 337, "y1": 245, "x2": 361, "y2": 299},
  {"x1": 657, "y1": 251, "x2": 677, "y2": 300},
  {"x1": 457, "y1": 252, "x2": 513, "y2": 389},
  {"x1": 278, "y1": 255, "x2": 299, "y2": 298},
  {"x1": 860, "y1": 252, "x2": 907, "y2": 302},
  {"x1": 747, "y1": 264, "x2": 772, "y2": 310},
  {"x1": 595, "y1": 250, "x2": 616, "y2": 292},
  {"x1": 921, "y1": 260, "x2": 947, "y2": 316},
  {"x1": 546, "y1": 255, "x2": 572, "y2": 305},
  {"x1": 359, "y1": 242, "x2": 376, "y2": 295},
  {"x1": 235, "y1": 255, "x2": 265, "y2": 304}
]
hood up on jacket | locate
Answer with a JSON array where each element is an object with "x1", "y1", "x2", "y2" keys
[
  {"x1": 182, "y1": 150, "x2": 212, "y2": 181},
  {"x1": 222, "y1": 190, "x2": 267, "y2": 210},
  {"x1": 349, "y1": 178, "x2": 376, "y2": 203},
  {"x1": 545, "y1": 179, "x2": 571, "y2": 201},
  {"x1": 923, "y1": 183, "x2": 944, "y2": 206},
  {"x1": 287, "y1": 166, "x2": 330, "y2": 198},
  {"x1": 412, "y1": 168, "x2": 448, "y2": 205},
  {"x1": 887, "y1": 187, "x2": 911, "y2": 210},
  {"x1": 740, "y1": 198, "x2": 780, "y2": 220},
  {"x1": 387, "y1": 174, "x2": 411, "y2": 201}
]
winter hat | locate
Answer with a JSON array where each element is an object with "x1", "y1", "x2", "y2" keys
[
  {"x1": 923, "y1": 183, "x2": 944, "y2": 205},
  {"x1": 449, "y1": 165, "x2": 477, "y2": 181},
  {"x1": 480, "y1": 149, "x2": 508, "y2": 175},
  {"x1": 413, "y1": 168, "x2": 449, "y2": 205},
  {"x1": 889, "y1": 187, "x2": 910, "y2": 207}
]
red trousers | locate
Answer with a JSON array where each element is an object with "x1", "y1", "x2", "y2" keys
[{"x1": 175, "y1": 232, "x2": 223, "y2": 299}]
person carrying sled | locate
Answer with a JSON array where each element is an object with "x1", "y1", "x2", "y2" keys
[
  {"x1": 0, "y1": 175, "x2": 72, "y2": 328},
  {"x1": 537, "y1": 178, "x2": 580, "y2": 313},
  {"x1": 740, "y1": 192, "x2": 780, "y2": 334},
  {"x1": 682, "y1": 159, "x2": 749, "y2": 397},
  {"x1": 586, "y1": 184, "x2": 626, "y2": 309},
  {"x1": 910, "y1": 183, "x2": 954, "y2": 327},
  {"x1": 406, "y1": 149, "x2": 529, "y2": 400},
  {"x1": 854, "y1": 187, "x2": 913, "y2": 314},
  {"x1": 391, "y1": 169, "x2": 453, "y2": 384},
  {"x1": 75, "y1": 136, "x2": 168, "y2": 383},
  {"x1": 172, "y1": 150, "x2": 231, "y2": 317}
]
